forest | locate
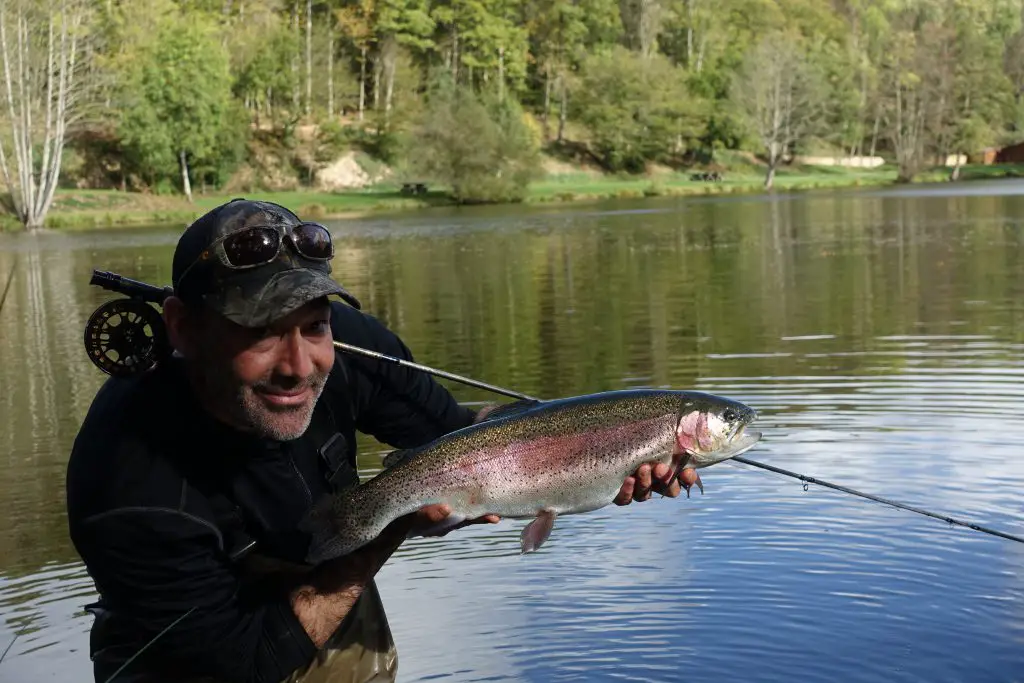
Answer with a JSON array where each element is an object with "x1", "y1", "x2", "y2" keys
[{"x1": 3, "y1": 0, "x2": 1024, "y2": 228}]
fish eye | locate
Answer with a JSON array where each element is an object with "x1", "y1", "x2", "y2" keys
[{"x1": 723, "y1": 408, "x2": 738, "y2": 422}]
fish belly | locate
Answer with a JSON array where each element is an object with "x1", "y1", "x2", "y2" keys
[{"x1": 435, "y1": 414, "x2": 677, "y2": 521}]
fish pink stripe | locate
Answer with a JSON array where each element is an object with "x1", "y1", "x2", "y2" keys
[{"x1": 455, "y1": 414, "x2": 674, "y2": 479}]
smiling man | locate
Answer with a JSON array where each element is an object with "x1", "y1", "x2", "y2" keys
[{"x1": 65, "y1": 199, "x2": 681, "y2": 683}]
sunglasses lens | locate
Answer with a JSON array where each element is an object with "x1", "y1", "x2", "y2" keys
[
  {"x1": 292, "y1": 223, "x2": 334, "y2": 260},
  {"x1": 223, "y1": 227, "x2": 281, "y2": 267}
]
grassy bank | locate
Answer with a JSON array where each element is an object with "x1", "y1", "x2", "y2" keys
[{"x1": 7, "y1": 162, "x2": 1024, "y2": 232}]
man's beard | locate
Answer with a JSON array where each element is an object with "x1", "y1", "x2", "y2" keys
[{"x1": 193, "y1": 354, "x2": 330, "y2": 442}]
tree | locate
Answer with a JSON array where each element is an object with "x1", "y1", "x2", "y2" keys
[
  {"x1": 618, "y1": 0, "x2": 663, "y2": 57},
  {"x1": 574, "y1": 47, "x2": 705, "y2": 171},
  {"x1": 731, "y1": 31, "x2": 826, "y2": 189},
  {"x1": 0, "y1": 0, "x2": 95, "y2": 230},
  {"x1": 117, "y1": 6, "x2": 240, "y2": 200},
  {"x1": 401, "y1": 73, "x2": 542, "y2": 203},
  {"x1": 376, "y1": 0, "x2": 434, "y2": 120},
  {"x1": 335, "y1": 0, "x2": 376, "y2": 121}
]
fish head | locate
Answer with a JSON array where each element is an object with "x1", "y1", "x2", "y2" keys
[{"x1": 675, "y1": 392, "x2": 761, "y2": 468}]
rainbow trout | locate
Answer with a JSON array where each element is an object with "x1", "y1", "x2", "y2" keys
[{"x1": 302, "y1": 389, "x2": 761, "y2": 563}]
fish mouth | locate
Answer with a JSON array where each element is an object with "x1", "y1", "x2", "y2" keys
[
  {"x1": 717, "y1": 425, "x2": 762, "y2": 459},
  {"x1": 687, "y1": 424, "x2": 763, "y2": 467}
]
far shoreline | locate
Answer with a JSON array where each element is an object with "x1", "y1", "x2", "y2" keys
[{"x1": 5, "y1": 163, "x2": 1024, "y2": 233}]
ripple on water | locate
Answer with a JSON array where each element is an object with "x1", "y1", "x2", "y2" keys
[{"x1": 4, "y1": 200, "x2": 1024, "y2": 682}]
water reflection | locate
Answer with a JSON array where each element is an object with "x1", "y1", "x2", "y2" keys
[{"x1": 1, "y1": 186, "x2": 1024, "y2": 681}]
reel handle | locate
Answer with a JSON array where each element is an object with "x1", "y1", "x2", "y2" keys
[{"x1": 90, "y1": 270, "x2": 173, "y2": 306}]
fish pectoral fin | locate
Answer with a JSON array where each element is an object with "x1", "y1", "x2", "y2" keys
[
  {"x1": 381, "y1": 447, "x2": 417, "y2": 469},
  {"x1": 479, "y1": 398, "x2": 544, "y2": 423},
  {"x1": 520, "y1": 508, "x2": 558, "y2": 554}
]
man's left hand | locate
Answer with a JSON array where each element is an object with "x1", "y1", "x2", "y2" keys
[
  {"x1": 415, "y1": 503, "x2": 501, "y2": 538},
  {"x1": 614, "y1": 463, "x2": 682, "y2": 505}
]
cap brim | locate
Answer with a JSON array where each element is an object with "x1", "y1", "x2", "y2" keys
[{"x1": 205, "y1": 267, "x2": 362, "y2": 328}]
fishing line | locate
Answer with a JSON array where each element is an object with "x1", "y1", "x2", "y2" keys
[
  {"x1": 85, "y1": 270, "x2": 1024, "y2": 546},
  {"x1": 728, "y1": 456, "x2": 1024, "y2": 544},
  {"x1": 0, "y1": 633, "x2": 17, "y2": 666},
  {"x1": 337, "y1": 341, "x2": 1024, "y2": 546}
]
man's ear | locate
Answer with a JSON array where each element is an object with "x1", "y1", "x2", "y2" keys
[{"x1": 163, "y1": 296, "x2": 197, "y2": 359}]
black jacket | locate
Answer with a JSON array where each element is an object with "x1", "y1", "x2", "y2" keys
[{"x1": 65, "y1": 302, "x2": 476, "y2": 683}]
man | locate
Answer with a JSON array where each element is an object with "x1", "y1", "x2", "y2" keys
[{"x1": 66, "y1": 199, "x2": 682, "y2": 683}]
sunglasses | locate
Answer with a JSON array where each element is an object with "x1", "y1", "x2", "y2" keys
[{"x1": 178, "y1": 222, "x2": 334, "y2": 285}]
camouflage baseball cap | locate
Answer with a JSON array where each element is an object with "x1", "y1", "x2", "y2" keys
[{"x1": 171, "y1": 198, "x2": 361, "y2": 327}]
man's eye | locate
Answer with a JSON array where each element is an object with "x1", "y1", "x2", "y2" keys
[{"x1": 308, "y1": 319, "x2": 330, "y2": 334}]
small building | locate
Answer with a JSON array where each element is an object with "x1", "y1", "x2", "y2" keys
[
  {"x1": 995, "y1": 142, "x2": 1024, "y2": 164},
  {"x1": 970, "y1": 147, "x2": 998, "y2": 165}
]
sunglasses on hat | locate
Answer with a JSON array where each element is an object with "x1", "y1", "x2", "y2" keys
[{"x1": 177, "y1": 222, "x2": 334, "y2": 285}]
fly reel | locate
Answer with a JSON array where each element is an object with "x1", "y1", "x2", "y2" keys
[{"x1": 84, "y1": 298, "x2": 169, "y2": 377}]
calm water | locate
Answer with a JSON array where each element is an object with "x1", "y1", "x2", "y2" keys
[{"x1": 2, "y1": 182, "x2": 1024, "y2": 682}]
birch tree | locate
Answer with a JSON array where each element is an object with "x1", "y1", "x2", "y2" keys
[
  {"x1": 731, "y1": 31, "x2": 825, "y2": 189},
  {"x1": 0, "y1": 0, "x2": 94, "y2": 230}
]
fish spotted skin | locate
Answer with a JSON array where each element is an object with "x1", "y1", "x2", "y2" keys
[{"x1": 302, "y1": 389, "x2": 760, "y2": 563}]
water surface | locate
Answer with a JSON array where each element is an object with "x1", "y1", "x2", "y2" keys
[{"x1": 2, "y1": 182, "x2": 1024, "y2": 682}]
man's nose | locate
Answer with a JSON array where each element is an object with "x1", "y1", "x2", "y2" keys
[{"x1": 278, "y1": 327, "x2": 314, "y2": 378}]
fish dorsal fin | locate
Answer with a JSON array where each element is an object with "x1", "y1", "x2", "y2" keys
[
  {"x1": 478, "y1": 398, "x2": 544, "y2": 423},
  {"x1": 381, "y1": 447, "x2": 417, "y2": 470}
]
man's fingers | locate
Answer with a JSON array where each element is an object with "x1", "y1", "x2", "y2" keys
[
  {"x1": 649, "y1": 462, "x2": 682, "y2": 498},
  {"x1": 614, "y1": 477, "x2": 635, "y2": 506},
  {"x1": 418, "y1": 504, "x2": 453, "y2": 525},
  {"x1": 472, "y1": 404, "x2": 500, "y2": 424},
  {"x1": 633, "y1": 463, "x2": 653, "y2": 501},
  {"x1": 661, "y1": 478, "x2": 682, "y2": 498}
]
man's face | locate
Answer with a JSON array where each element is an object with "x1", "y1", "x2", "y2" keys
[{"x1": 185, "y1": 299, "x2": 336, "y2": 441}]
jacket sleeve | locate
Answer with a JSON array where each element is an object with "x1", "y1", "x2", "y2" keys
[
  {"x1": 73, "y1": 507, "x2": 317, "y2": 683},
  {"x1": 332, "y1": 305, "x2": 477, "y2": 448}
]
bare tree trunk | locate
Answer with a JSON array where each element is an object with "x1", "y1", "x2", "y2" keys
[
  {"x1": 291, "y1": 0, "x2": 299, "y2": 112},
  {"x1": 497, "y1": 46, "x2": 504, "y2": 102},
  {"x1": 557, "y1": 74, "x2": 567, "y2": 142},
  {"x1": 869, "y1": 105, "x2": 880, "y2": 158},
  {"x1": 685, "y1": 0, "x2": 694, "y2": 66},
  {"x1": 304, "y1": 0, "x2": 311, "y2": 117},
  {"x1": 327, "y1": 27, "x2": 334, "y2": 119},
  {"x1": 179, "y1": 150, "x2": 192, "y2": 203},
  {"x1": 358, "y1": 45, "x2": 366, "y2": 121},
  {"x1": 452, "y1": 26, "x2": 459, "y2": 83},
  {"x1": 619, "y1": 0, "x2": 663, "y2": 57},
  {"x1": 373, "y1": 52, "x2": 381, "y2": 111},
  {"x1": 381, "y1": 35, "x2": 396, "y2": 121},
  {"x1": 542, "y1": 64, "x2": 551, "y2": 140}
]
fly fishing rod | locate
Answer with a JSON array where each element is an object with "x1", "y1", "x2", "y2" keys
[{"x1": 84, "y1": 269, "x2": 1024, "y2": 546}]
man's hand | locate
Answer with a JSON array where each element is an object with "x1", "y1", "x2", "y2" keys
[
  {"x1": 614, "y1": 463, "x2": 683, "y2": 505},
  {"x1": 412, "y1": 503, "x2": 500, "y2": 537},
  {"x1": 472, "y1": 404, "x2": 500, "y2": 424}
]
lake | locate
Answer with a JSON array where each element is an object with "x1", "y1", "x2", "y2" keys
[{"x1": 2, "y1": 181, "x2": 1024, "y2": 682}]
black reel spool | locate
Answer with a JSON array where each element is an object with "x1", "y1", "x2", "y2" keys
[{"x1": 84, "y1": 298, "x2": 170, "y2": 377}]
